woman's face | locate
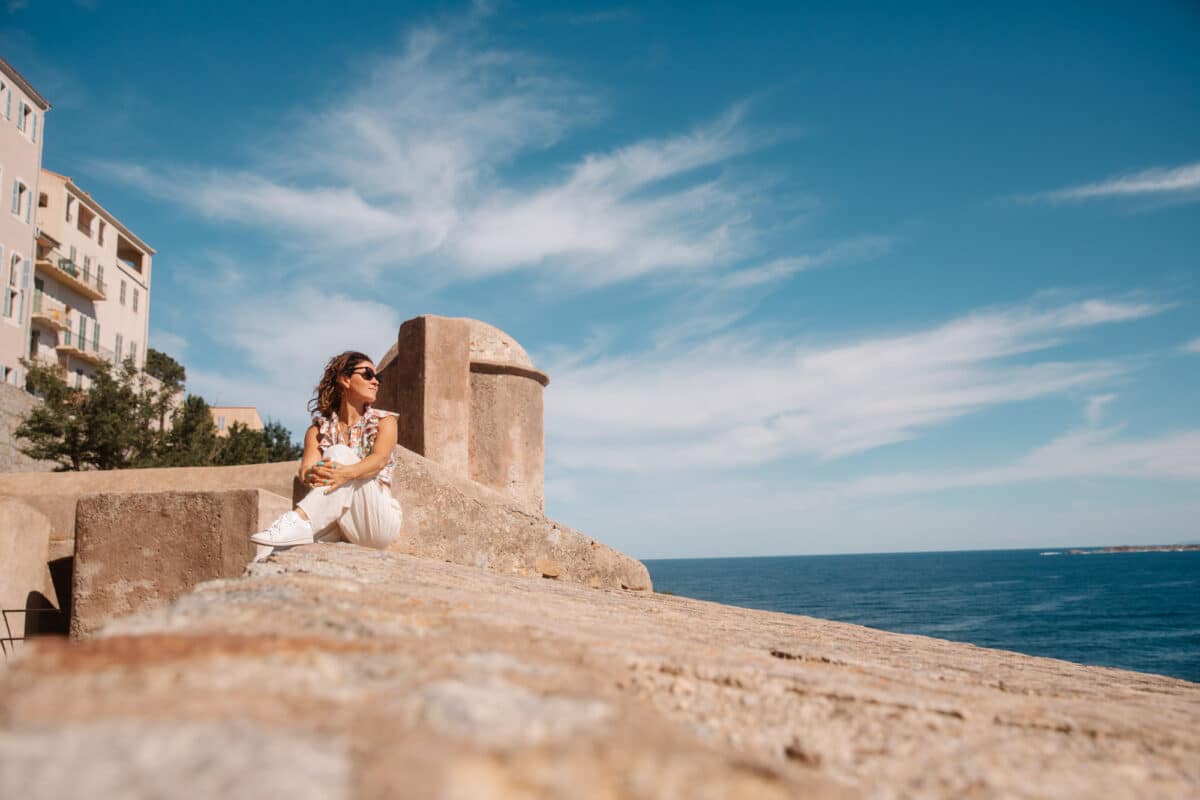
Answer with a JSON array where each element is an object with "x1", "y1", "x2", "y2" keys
[{"x1": 341, "y1": 360, "x2": 379, "y2": 405}]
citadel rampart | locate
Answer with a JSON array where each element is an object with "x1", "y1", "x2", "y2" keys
[
  {"x1": 0, "y1": 316, "x2": 647, "y2": 647},
  {"x1": 1, "y1": 316, "x2": 1196, "y2": 798}
]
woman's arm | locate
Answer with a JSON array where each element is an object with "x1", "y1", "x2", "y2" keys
[
  {"x1": 318, "y1": 415, "x2": 398, "y2": 491},
  {"x1": 298, "y1": 424, "x2": 322, "y2": 487}
]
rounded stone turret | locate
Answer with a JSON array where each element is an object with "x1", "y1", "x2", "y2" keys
[{"x1": 375, "y1": 316, "x2": 548, "y2": 512}]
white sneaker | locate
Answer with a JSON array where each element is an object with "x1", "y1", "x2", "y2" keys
[{"x1": 249, "y1": 511, "x2": 315, "y2": 547}]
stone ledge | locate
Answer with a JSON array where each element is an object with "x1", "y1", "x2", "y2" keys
[
  {"x1": 2, "y1": 545, "x2": 1196, "y2": 798},
  {"x1": 71, "y1": 489, "x2": 292, "y2": 639}
]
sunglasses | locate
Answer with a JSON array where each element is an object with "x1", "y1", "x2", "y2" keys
[{"x1": 348, "y1": 367, "x2": 378, "y2": 382}]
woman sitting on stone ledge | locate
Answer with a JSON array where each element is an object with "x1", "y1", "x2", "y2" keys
[{"x1": 250, "y1": 351, "x2": 403, "y2": 557}]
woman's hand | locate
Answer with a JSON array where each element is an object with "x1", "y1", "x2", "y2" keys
[{"x1": 308, "y1": 461, "x2": 356, "y2": 494}]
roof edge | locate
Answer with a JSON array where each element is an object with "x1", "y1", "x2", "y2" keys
[
  {"x1": 41, "y1": 169, "x2": 157, "y2": 255},
  {"x1": 0, "y1": 56, "x2": 51, "y2": 111}
]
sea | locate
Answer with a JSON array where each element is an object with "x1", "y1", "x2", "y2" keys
[{"x1": 644, "y1": 548, "x2": 1200, "y2": 683}]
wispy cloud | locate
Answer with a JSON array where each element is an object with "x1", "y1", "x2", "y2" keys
[
  {"x1": 545, "y1": 9, "x2": 638, "y2": 25},
  {"x1": 1028, "y1": 160, "x2": 1200, "y2": 204},
  {"x1": 1084, "y1": 393, "x2": 1116, "y2": 428},
  {"x1": 149, "y1": 329, "x2": 189, "y2": 359},
  {"x1": 1183, "y1": 338, "x2": 1200, "y2": 354},
  {"x1": 544, "y1": 297, "x2": 1166, "y2": 472},
  {"x1": 93, "y1": 23, "x2": 779, "y2": 289},
  {"x1": 186, "y1": 286, "x2": 404, "y2": 431},
  {"x1": 791, "y1": 426, "x2": 1200, "y2": 510}
]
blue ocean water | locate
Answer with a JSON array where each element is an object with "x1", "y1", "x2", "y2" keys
[{"x1": 645, "y1": 549, "x2": 1200, "y2": 683}]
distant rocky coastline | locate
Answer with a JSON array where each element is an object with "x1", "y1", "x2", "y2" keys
[{"x1": 1040, "y1": 544, "x2": 1200, "y2": 556}]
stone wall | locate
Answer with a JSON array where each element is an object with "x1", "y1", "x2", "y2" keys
[
  {"x1": 1, "y1": 544, "x2": 1195, "y2": 798},
  {"x1": 0, "y1": 383, "x2": 57, "y2": 474},
  {"x1": 376, "y1": 316, "x2": 549, "y2": 513}
]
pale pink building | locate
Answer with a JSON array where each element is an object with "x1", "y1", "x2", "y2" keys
[
  {"x1": 32, "y1": 170, "x2": 154, "y2": 389},
  {"x1": 212, "y1": 406, "x2": 264, "y2": 437},
  {"x1": 0, "y1": 57, "x2": 49, "y2": 386}
]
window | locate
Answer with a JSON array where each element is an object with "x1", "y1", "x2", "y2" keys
[
  {"x1": 16, "y1": 102, "x2": 27, "y2": 132},
  {"x1": 11, "y1": 179, "x2": 25, "y2": 215},
  {"x1": 115, "y1": 333, "x2": 123, "y2": 361},
  {"x1": 120, "y1": 280, "x2": 126, "y2": 305},
  {"x1": 74, "y1": 369, "x2": 83, "y2": 390},
  {"x1": 1, "y1": 80, "x2": 8, "y2": 119},
  {"x1": 83, "y1": 255, "x2": 91, "y2": 281},
  {"x1": 18, "y1": 258, "x2": 29, "y2": 322},
  {"x1": 132, "y1": 288, "x2": 139, "y2": 313},
  {"x1": 217, "y1": 416, "x2": 226, "y2": 432},
  {"x1": 65, "y1": 195, "x2": 74, "y2": 223},
  {"x1": 3, "y1": 254, "x2": 18, "y2": 319},
  {"x1": 97, "y1": 264, "x2": 104, "y2": 288},
  {"x1": 98, "y1": 221, "x2": 106, "y2": 246},
  {"x1": 93, "y1": 320, "x2": 100, "y2": 352},
  {"x1": 77, "y1": 204, "x2": 95, "y2": 238},
  {"x1": 129, "y1": 341, "x2": 137, "y2": 366}
]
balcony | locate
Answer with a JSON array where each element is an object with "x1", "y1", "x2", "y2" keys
[
  {"x1": 55, "y1": 331, "x2": 114, "y2": 366},
  {"x1": 35, "y1": 257, "x2": 106, "y2": 301},
  {"x1": 30, "y1": 292, "x2": 70, "y2": 331}
]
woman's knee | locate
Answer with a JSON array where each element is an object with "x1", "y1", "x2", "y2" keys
[{"x1": 322, "y1": 444, "x2": 359, "y2": 464}]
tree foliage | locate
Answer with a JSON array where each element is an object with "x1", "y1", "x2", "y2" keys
[
  {"x1": 143, "y1": 348, "x2": 186, "y2": 391},
  {"x1": 16, "y1": 353, "x2": 304, "y2": 471}
]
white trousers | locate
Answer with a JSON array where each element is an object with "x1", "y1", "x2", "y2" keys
[{"x1": 296, "y1": 444, "x2": 403, "y2": 549}]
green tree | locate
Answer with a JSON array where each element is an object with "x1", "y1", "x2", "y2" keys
[
  {"x1": 159, "y1": 395, "x2": 218, "y2": 467},
  {"x1": 16, "y1": 361, "x2": 89, "y2": 471},
  {"x1": 214, "y1": 421, "x2": 269, "y2": 465},
  {"x1": 143, "y1": 348, "x2": 186, "y2": 390},
  {"x1": 263, "y1": 419, "x2": 304, "y2": 462},
  {"x1": 79, "y1": 361, "x2": 141, "y2": 470},
  {"x1": 142, "y1": 348, "x2": 185, "y2": 432}
]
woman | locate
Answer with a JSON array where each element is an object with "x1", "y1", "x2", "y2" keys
[{"x1": 250, "y1": 351, "x2": 403, "y2": 555}]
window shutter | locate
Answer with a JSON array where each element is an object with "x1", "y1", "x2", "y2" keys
[
  {"x1": 4, "y1": 90, "x2": 10, "y2": 120},
  {"x1": 24, "y1": 191, "x2": 30, "y2": 223},
  {"x1": 115, "y1": 334, "x2": 123, "y2": 361},
  {"x1": 17, "y1": 259, "x2": 29, "y2": 321},
  {"x1": 64, "y1": 316, "x2": 71, "y2": 347},
  {"x1": 10, "y1": 181, "x2": 18, "y2": 214},
  {"x1": 31, "y1": 113, "x2": 37, "y2": 143},
  {"x1": 3, "y1": 287, "x2": 11, "y2": 318},
  {"x1": 94, "y1": 320, "x2": 100, "y2": 352},
  {"x1": 16, "y1": 103, "x2": 23, "y2": 132}
]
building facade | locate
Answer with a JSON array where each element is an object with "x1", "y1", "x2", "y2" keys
[
  {"x1": 32, "y1": 170, "x2": 154, "y2": 389},
  {"x1": 211, "y1": 406, "x2": 264, "y2": 437},
  {"x1": 0, "y1": 57, "x2": 49, "y2": 387}
]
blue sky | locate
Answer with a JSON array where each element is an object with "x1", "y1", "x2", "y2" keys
[{"x1": 4, "y1": 1, "x2": 1198, "y2": 557}]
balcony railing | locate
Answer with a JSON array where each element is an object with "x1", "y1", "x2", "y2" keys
[
  {"x1": 34, "y1": 254, "x2": 107, "y2": 300},
  {"x1": 57, "y1": 258, "x2": 107, "y2": 295},
  {"x1": 31, "y1": 291, "x2": 69, "y2": 330},
  {"x1": 56, "y1": 334, "x2": 114, "y2": 366}
]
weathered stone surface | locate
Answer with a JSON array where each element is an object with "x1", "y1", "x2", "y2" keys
[
  {"x1": 0, "y1": 461, "x2": 300, "y2": 559},
  {"x1": 386, "y1": 443, "x2": 650, "y2": 592},
  {"x1": 377, "y1": 315, "x2": 548, "y2": 513},
  {"x1": 71, "y1": 489, "x2": 292, "y2": 639},
  {"x1": 0, "y1": 498, "x2": 55, "y2": 643},
  {"x1": 0, "y1": 442, "x2": 648, "y2": 593},
  {"x1": 0, "y1": 383, "x2": 57, "y2": 474},
  {"x1": 1, "y1": 544, "x2": 1196, "y2": 798}
]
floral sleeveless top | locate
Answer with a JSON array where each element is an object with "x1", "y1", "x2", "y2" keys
[{"x1": 312, "y1": 406, "x2": 398, "y2": 485}]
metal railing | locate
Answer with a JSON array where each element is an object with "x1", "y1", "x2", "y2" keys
[
  {"x1": 31, "y1": 291, "x2": 69, "y2": 327},
  {"x1": 55, "y1": 258, "x2": 107, "y2": 295},
  {"x1": 1, "y1": 608, "x2": 64, "y2": 661}
]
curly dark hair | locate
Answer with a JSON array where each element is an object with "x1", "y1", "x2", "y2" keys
[{"x1": 308, "y1": 351, "x2": 373, "y2": 418}]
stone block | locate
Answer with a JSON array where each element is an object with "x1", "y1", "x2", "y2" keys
[
  {"x1": 387, "y1": 444, "x2": 651, "y2": 592},
  {"x1": 0, "y1": 461, "x2": 301, "y2": 555},
  {"x1": 377, "y1": 315, "x2": 549, "y2": 513},
  {"x1": 0, "y1": 498, "x2": 55, "y2": 645},
  {"x1": 71, "y1": 489, "x2": 291, "y2": 639}
]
